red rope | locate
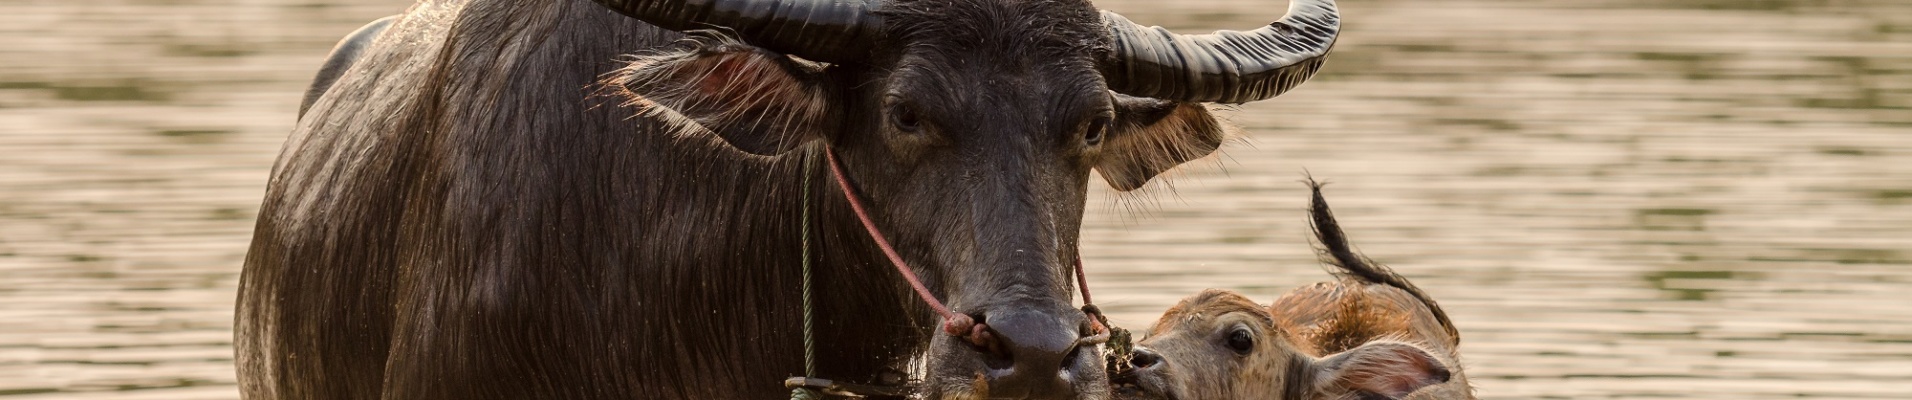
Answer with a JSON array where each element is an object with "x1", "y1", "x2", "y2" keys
[
  {"x1": 1076, "y1": 257, "x2": 1109, "y2": 337},
  {"x1": 822, "y1": 145, "x2": 1103, "y2": 347},
  {"x1": 1073, "y1": 258, "x2": 1093, "y2": 306},
  {"x1": 824, "y1": 146, "x2": 987, "y2": 344},
  {"x1": 824, "y1": 146, "x2": 954, "y2": 319}
]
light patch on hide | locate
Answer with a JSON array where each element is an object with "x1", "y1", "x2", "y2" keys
[
  {"x1": 926, "y1": 372, "x2": 989, "y2": 400},
  {"x1": 600, "y1": 34, "x2": 833, "y2": 155}
]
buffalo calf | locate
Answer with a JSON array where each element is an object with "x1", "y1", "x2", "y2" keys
[{"x1": 1111, "y1": 182, "x2": 1474, "y2": 400}]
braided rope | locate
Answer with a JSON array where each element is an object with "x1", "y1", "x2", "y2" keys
[
  {"x1": 791, "y1": 149, "x2": 822, "y2": 400},
  {"x1": 789, "y1": 387, "x2": 823, "y2": 400}
]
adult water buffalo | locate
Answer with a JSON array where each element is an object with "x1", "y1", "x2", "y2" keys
[{"x1": 239, "y1": 0, "x2": 1339, "y2": 398}]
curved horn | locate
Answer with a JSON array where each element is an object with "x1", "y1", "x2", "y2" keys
[
  {"x1": 1100, "y1": 0, "x2": 1340, "y2": 104},
  {"x1": 590, "y1": 0, "x2": 884, "y2": 64}
]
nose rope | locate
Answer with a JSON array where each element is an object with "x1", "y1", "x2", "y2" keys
[
  {"x1": 1073, "y1": 258, "x2": 1095, "y2": 306},
  {"x1": 1076, "y1": 257, "x2": 1113, "y2": 343},
  {"x1": 823, "y1": 145, "x2": 1109, "y2": 348},
  {"x1": 788, "y1": 145, "x2": 1117, "y2": 398},
  {"x1": 823, "y1": 147, "x2": 961, "y2": 319}
]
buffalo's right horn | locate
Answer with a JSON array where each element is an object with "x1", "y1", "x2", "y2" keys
[
  {"x1": 590, "y1": 0, "x2": 884, "y2": 65},
  {"x1": 1099, "y1": 0, "x2": 1340, "y2": 104}
]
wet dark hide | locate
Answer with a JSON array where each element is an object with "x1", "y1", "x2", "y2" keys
[{"x1": 241, "y1": 0, "x2": 1234, "y2": 398}]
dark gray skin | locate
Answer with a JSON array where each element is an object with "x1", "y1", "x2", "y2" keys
[{"x1": 241, "y1": 0, "x2": 1233, "y2": 399}]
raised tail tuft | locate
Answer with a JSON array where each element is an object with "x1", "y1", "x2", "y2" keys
[{"x1": 1303, "y1": 176, "x2": 1462, "y2": 345}]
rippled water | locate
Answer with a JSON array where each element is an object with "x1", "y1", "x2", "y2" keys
[{"x1": 3, "y1": 0, "x2": 1909, "y2": 398}]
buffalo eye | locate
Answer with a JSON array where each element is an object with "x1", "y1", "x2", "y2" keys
[
  {"x1": 1225, "y1": 326, "x2": 1255, "y2": 355},
  {"x1": 1084, "y1": 113, "x2": 1111, "y2": 147},
  {"x1": 888, "y1": 101, "x2": 923, "y2": 133}
]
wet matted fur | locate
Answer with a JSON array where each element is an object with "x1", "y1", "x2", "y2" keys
[{"x1": 241, "y1": 0, "x2": 1241, "y2": 399}]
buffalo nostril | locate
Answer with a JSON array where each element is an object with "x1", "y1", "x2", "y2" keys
[
  {"x1": 978, "y1": 308, "x2": 1081, "y2": 396},
  {"x1": 1129, "y1": 347, "x2": 1163, "y2": 370}
]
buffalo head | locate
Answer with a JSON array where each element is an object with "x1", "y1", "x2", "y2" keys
[{"x1": 593, "y1": 0, "x2": 1339, "y2": 398}]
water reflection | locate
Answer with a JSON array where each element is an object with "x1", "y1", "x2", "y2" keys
[
  {"x1": 2, "y1": 0, "x2": 1910, "y2": 398},
  {"x1": 1642, "y1": 270, "x2": 1741, "y2": 301}
]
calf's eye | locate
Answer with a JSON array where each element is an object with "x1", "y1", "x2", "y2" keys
[{"x1": 1225, "y1": 326, "x2": 1255, "y2": 355}]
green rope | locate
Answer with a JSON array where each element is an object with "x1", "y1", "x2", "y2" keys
[
  {"x1": 790, "y1": 388, "x2": 823, "y2": 400},
  {"x1": 792, "y1": 148, "x2": 822, "y2": 400}
]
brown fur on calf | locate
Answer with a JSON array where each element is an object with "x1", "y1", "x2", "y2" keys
[
  {"x1": 1110, "y1": 181, "x2": 1475, "y2": 400},
  {"x1": 1268, "y1": 279, "x2": 1473, "y2": 399}
]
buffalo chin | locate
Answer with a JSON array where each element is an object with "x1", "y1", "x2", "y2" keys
[{"x1": 921, "y1": 334, "x2": 1111, "y2": 400}]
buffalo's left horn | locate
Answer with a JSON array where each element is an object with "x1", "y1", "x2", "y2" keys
[
  {"x1": 1099, "y1": 0, "x2": 1340, "y2": 104},
  {"x1": 590, "y1": 0, "x2": 884, "y2": 64}
]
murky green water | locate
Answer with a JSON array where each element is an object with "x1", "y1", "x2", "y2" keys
[{"x1": 2, "y1": 0, "x2": 1909, "y2": 398}]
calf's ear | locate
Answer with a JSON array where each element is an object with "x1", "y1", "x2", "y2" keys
[
  {"x1": 1095, "y1": 96, "x2": 1229, "y2": 191},
  {"x1": 1310, "y1": 342, "x2": 1451, "y2": 399},
  {"x1": 604, "y1": 36, "x2": 837, "y2": 155}
]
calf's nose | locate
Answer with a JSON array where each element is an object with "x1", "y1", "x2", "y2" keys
[
  {"x1": 1128, "y1": 347, "x2": 1163, "y2": 370},
  {"x1": 980, "y1": 307, "x2": 1087, "y2": 398}
]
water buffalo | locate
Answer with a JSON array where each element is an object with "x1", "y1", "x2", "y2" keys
[
  {"x1": 1111, "y1": 182, "x2": 1472, "y2": 399},
  {"x1": 239, "y1": 0, "x2": 1339, "y2": 398}
]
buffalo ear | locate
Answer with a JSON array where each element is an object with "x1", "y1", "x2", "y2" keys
[
  {"x1": 604, "y1": 35, "x2": 837, "y2": 155},
  {"x1": 1310, "y1": 342, "x2": 1452, "y2": 399},
  {"x1": 1094, "y1": 95, "x2": 1228, "y2": 191}
]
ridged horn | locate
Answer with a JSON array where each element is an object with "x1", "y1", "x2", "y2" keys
[
  {"x1": 590, "y1": 0, "x2": 884, "y2": 64},
  {"x1": 1099, "y1": 0, "x2": 1340, "y2": 104}
]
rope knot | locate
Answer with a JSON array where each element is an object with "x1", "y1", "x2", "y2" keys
[
  {"x1": 941, "y1": 313, "x2": 975, "y2": 336},
  {"x1": 941, "y1": 314, "x2": 1003, "y2": 355}
]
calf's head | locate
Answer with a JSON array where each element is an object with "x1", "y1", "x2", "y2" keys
[
  {"x1": 1113, "y1": 290, "x2": 1451, "y2": 400},
  {"x1": 593, "y1": 0, "x2": 1340, "y2": 398}
]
